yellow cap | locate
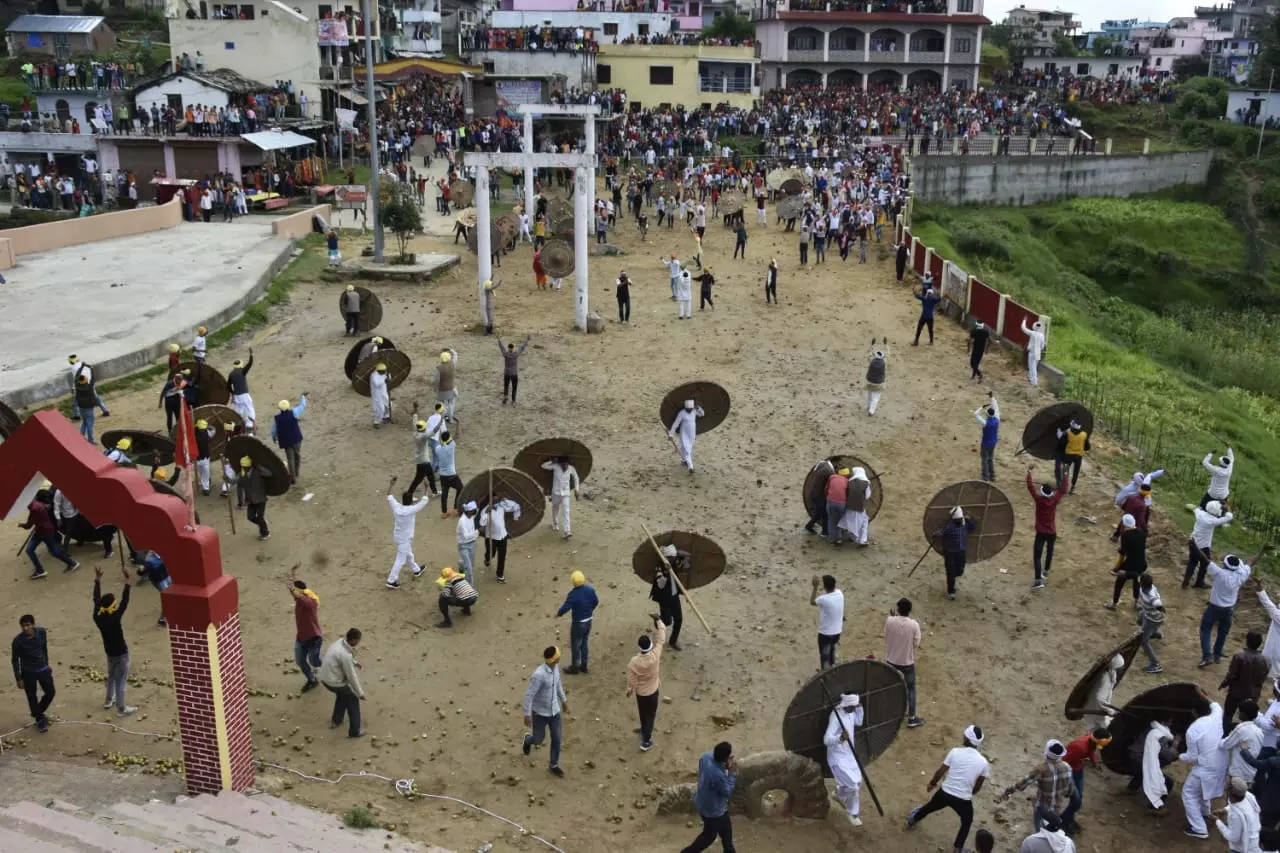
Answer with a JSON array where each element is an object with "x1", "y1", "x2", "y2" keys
[
  {"x1": 375, "y1": 363, "x2": 387, "y2": 371},
  {"x1": 232, "y1": 359, "x2": 244, "y2": 368},
  {"x1": 116, "y1": 438, "x2": 132, "y2": 451},
  {"x1": 415, "y1": 420, "x2": 428, "y2": 432},
  {"x1": 41, "y1": 480, "x2": 52, "y2": 489},
  {"x1": 239, "y1": 456, "x2": 252, "y2": 467},
  {"x1": 168, "y1": 343, "x2": 180, "y2": 353},
  {"x1": 571, "y1": 570, "x2": 586, "y2": 587},
  {"x1": 197, "y1": 326, "x2": 207, "y2": 335},
  {"x1": 224, "y1": 422, "x2": 236, "y2": 431},
  {"x1": 67, "y1": 354, "x2": 78, "y2": 363},
  {"x1": 436, "y1": 566, "x2": 458, "y2": 587},
  {"x1": 373, "y1": 336, "x2": 383, "y2": 345},
  {"x1": 278, "y1": 400, "x2": 290, "y2": 411},
  {"x1": 483, "y1": 280, "x2": 493, "y2": 290},
  {"x1": 181, "y1": 368, "x2": 191, "y2": 376},
  {"x1": 195, "y1": 418, "x2": 208, "y2": 429},
  {"x1": 153, "y1": 467, "x2": 169, "y2": 480},
  {"x1": 837, "y1": 467, "x2": 851, "y2": 476},
  {"x1": 440, "y1": 351, "x2": 452, "y2": 363},
  {"x1": 434, "y1": 402, "x2": 444, "y2": 412},
  {"x1": 346, "y1": 284, "x2": 355, "y2": 291}
]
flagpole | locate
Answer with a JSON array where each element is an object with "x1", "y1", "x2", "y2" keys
[{"x1": 177, "y1": 387, "x2": 197, "y2": 530}]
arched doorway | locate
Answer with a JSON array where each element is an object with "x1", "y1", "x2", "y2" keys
[
  {"x1": 828, "y1": 68, "x2": 863, "y2": 89},
  {"x1": 829, "y1": 27, "x2": 863, "y2": 53},
  {"x1": 907, "y1": 69, "x2": 942, "y2": 90},
  {"x1": 908, "y1": 29, "x2": 945, "y2": 54},
  {"x1": 84, "y1": 101, "x2": 98, "y2": 126},
  {"x1": 786, "y1": 68, "x2": 822, "y2": 88},
  {"x1": 868, "y1": 28, "x2": 904, "y2": 54},
  {"x1": 55, "y1": 99, "x2": 70, "y2": 124},
  {"x1": 787, "y1": 27, "x2": 823, "y2": 54},
  {"x1": 868, "y1": 69, "x2": 901, "y2": 89}
]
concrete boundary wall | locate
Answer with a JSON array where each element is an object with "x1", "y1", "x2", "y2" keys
[
  {"x1": 271, "y1": 204, "x2": 331, "y2": 239},
  {"x1": 0, "y1": 196, "x2": 183, "y2": 268},
  {"x1": 912, "y1": 151, "x2": 1213, "y2": 206}
]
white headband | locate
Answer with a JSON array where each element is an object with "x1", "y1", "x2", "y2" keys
[{"x1": 964, "y1": 725, "x2": 983, "y2": 746}]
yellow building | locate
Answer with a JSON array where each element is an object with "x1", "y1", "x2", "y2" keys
[{"x1": 596, "y1": 44, "x2": 760, "y2": 111}]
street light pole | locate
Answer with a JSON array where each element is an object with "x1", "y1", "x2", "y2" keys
[
  {"x1": 1259, "y1": 67, "x2": 1274, "y2": 160},
  {"x1": 361, "y1": 0, "x2": 383, "y2": 261}
]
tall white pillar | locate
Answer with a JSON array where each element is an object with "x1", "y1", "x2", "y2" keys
[
  {"x1": 476, "y1": 168, "x2": 492, "y2": 327},
  {"x1": 523, "y1": 111, "x2": 535, "y2": 215},
  {"x1": 573, "y1": 166, "x2": 590, "y2": 332}
]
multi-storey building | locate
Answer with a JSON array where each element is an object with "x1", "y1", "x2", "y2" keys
[
  {"x1": 390, "y1": 0, "x2": 445, "y2": 55},
  {"x1": 753, "y1": 0, "x2": 988, "y2": 91},
  {"x1": 1002, "y1": 5, "x2": 1077, "y2": 56}
]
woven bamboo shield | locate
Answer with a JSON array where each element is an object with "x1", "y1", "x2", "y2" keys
[
  {"x1": 227, "y1": 435, "x2": 290, "y2": 496},
  {"x1": 336, "y1": 286, "x2": 382, "y2": 333},
  {"x1": 466, "y1": 219, "x2": 501, "y2": 255},
  {"x1": 497, "y1": 212, "x2": 520, "y2": 245},
  {"x1": 802, "y1": 455, "x2": 884, "y2": 521},
  {"x1": 191, "y1": 404, "x2": 242, "y2": 460},
  {"x1": 766, "y1": 167, "x2": 802, "y2": 190},
  {"x1": 176, "y1": 362, "x2": 229, "y2": 407},
  {"x1": 660, "y1": 381, "x2": 731, "y2": 435},
  {"x1": 631, "y1": 530, "x2": 726, "y2": 589},
  {"x1": 783, "y1": 660, "x2": 907, "y2": 777},
  {"x1": 101, "y1": 430, "x2": 175, "y2": 468},
  {"x1": 343, "y1": 336, "x2": 397, "y2": 379},
  {"x1": 458, "y1": 467, "x2": 545, "y2": 538},
  {"x1": 779, "y1": 178, "x2": 804, "y2": 197},
  {"x1": 1064, "y1": 632, "x2": 1144, "y2": 721},
  {"x1": 1020, "y1": 402, "x2": 1095, "y2": 460},
  {"x1": 547, "y1": 196, "x2": 573, "y2": 225},
  {"x1": 777, "y1": 195, "x2": 805, "y2": 221},
  {"x1": 150, "y1": 478, "x2": 201, "y2": 523},
  {"x1": 0, "y1": 400, "x2": 20, "y2": 440},
  {"x1": 351, "y1": 349, "x2": 412, "y2": 397},
  {"x1": 64, "y1": 513, "x2": 111, "y2": 543},
  {"x1": 1100, "y1": 683, "x2": 1202, "y2": 775},
  {"x1": 922, "y1": 481, "x2": 1015, "y2": 562},
  {"x1": 541, "y1": 239, "x2": 575, "y2": 278},
  {"x1": 720, "y1": 194, "x2": 744, "y2": 217},
  {"x1": 513, "y1": 437, "x2": 593, "y2": 494},
  {"x1": 450, "y1": 179, "x2": 474, "y2": 208},
  {"x1": 455, "y1": 209, "x2": 477, "y2": 229}
]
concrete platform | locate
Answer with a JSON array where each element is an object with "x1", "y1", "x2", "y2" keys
[
  {"x1": 324, "y1": 251, "x2": 459, "y2": 283},
  {"x1": 0, "y1": 221, "x2": 297, "y2": 409}
]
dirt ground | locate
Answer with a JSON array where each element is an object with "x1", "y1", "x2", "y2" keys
[{"x1": 0, "y1": 185, "x2": 1254, "y2": 853}]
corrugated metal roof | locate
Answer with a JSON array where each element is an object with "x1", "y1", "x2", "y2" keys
[{"x1": 7, "y1": 15, "x2": 107, "y2": 34}]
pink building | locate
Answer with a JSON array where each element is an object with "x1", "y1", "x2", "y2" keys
[{"x1": 499, "y1": 0, "x2": 703, "y2": 31}]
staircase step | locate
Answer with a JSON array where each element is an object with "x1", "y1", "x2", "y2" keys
[
  {"x1": 112, "y1": 801, "x2": 264, "y2": 853},
  {"x1": 184, "y1": 790, "x2": 373, "y2": 852},
  {"x1": 0, "y1": 822, "x2": 80, "y2": 852},
  {"x1": 0, "y1": 801, "x2": 167, "y2": 853}
]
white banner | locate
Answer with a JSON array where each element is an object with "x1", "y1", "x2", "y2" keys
[{"x1": 336, "y1": 108, "x2": 357, "y2": 130}]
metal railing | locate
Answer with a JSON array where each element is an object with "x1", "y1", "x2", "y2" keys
[{"x1": 698, "y1": 75, "x2": 754, "y2": 93}]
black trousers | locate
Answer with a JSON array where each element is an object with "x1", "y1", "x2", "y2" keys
[
  {"x1": 1033, "y1": 532, "x2": 1056, "y2": 580},
  {"x1": 944, "y1": 551, "x2": 966, "y2": 594},
  {"x1": 325, "y1": 683, "x2": 361, "y2": 736},
  {"x1": 637, "y1": 690, "x2": 659, "y2": 742},
  {"x1": 438, "y1": 475, "x2": 463, "y2": 512},
  {"x1": 1185, "y1": 541, "x2": 1211, "y2": 586},
  {"x1": 485, "y1": 536, "x2": 509, "y2": 578},
  {"x1": 806, "y1": 501, "x2": 829, "y2": 536},
  {"x1": 914, "y1": 315, "x2": 935, "y2": 344},
  {"x1": 617, "y1": 295, "x2": 630, "y2": 322},
  {"x1": 799, "y1": 242, "x2": 808, "y2": 264},
  {"x1": 659, "y1": 598, "x2": 683, "y2": 647},
  {"x1": 818, "y1": 632, "x2": 840, "y2": 669},
  {"x1": 970, "y1": 349, "x2": 984, "y2": 377},
  {"x1": 408, "y1": 462, "x2": 437, "y2": 495},
  {"x1": 681, "y1": 812, "x2": 735, "y2": 853},
  {"x1": 913, "y1": 788, "x2": 975, "y2": 850},
  {"x1": 246, "y1": 502, "x2": 269, "y2": 537},
  {"x1": 1056, "y1": 454, "x2": 1083, "y2": 490},
  {"x1": 503, "y1": 374, "x2": 519, "y2": 401},
  {"x1": 21, "y1": 669, "x2": 55, "y2": 720},
  {"x1": 700, "y1": 289, "x2": 713, "y2": 309},
  {"x1": 765, "y1": 282, "x2": 776, "y2": 303},
  {"x1": 438, "y1": 593, "x2": 473, "y2": 624},
  {"x1": 1112, "y1": 572, "x2": 1141, "y2": 605},
  {"x1": 733, "y1": 240, "x2": 745, "y2": 259},
  {"x1": 345, "y1": 311, "x2": 360, "y2": 334},
  {"x1": 896, "y1": 254, "x2": 907, "y2": 280}
]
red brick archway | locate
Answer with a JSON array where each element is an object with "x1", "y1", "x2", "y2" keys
[{"x1": 0, "y1": 411, "x2": 253, "y2": 794}]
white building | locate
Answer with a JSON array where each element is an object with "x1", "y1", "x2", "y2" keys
[
  {"x1": 393, "y1": 1, "x2": 445, "y2": 56},
  {"x1": 1018, "y1": 55, "x2": 1146, "y2": 78},
  {"x1": 1227, "y1": 87, "x2": 1280, "y2": 124},
  {"x1": 133, "y1": 68, "x2": 269, "y2": 115}
]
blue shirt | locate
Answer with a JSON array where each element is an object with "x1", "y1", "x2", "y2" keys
[
  {"x1": 432, "y1": 441, "x2": 457, "y2": 476},
  {"x1": 556, "y1": 585, "x2": 599, "y2": 622},
  {"x1": 270, "y1": 395, "x2": 307, "y2": 446},
  {"x1": 693, "y1": 752, "x2": 737, "y2": 818},
  {"x1": 934, "y1": 519, "x2": 977, "y2": 554},
  {"x1": 916, "y1": 289, "x2": 941, "y2": 318},
  {"x1": 981, "y1": 416, "x2": 999, "y2": 449}
]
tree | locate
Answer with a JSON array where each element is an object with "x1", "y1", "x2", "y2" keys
[
  {"x1": 1053, "y1": 34, "x2": 1078, "y2": 57},
  {"x1": 380, "y1": 185, "x2": 422, "y2": 260},
  {"x1": 1173, "y1": 55, "x2": 1210, "y2": 79},
  {"x1": 701, "y1": 12, "x2": 753, "y2": 43},
  {"x1": 1249, "y1": 12, "x2": 1280, "y2": 88},
  {"x1": 1090, "y1": 34, "x2": 1118, "y2": 57}
]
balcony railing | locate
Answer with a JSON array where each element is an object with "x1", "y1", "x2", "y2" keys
[
  {"x1": 698, "y1": 75, "x2": 754, "y2": 92},
  {"x1": 759, "y1": 0, "x2": 949, "y2": 16},
  {"x1": 320, "y1": 65, "x2": 356, "y2": 82},
  {"x1": 787, "y1": 47, "x2": 825, "y2": 60}
]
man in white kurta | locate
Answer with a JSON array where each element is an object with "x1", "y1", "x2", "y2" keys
[
  {"x1": 1142, "y1": 720, "x2": 1174, "y2": 810},
  {"x1": 838, "y1": 467, "x2": 873, "y2": 545},
  {"x1": 541, "y1": 458, "x2": 580, "y2": 538},
  {"x1": 668, "y1": 400, "x2": 703, "y2": 472},
  {"x1": 385, "y1": 488, "x2": 430, "y2": 588},
  {"x1": 1180, "y1": 700, "x2": 1227, "y2": 838},
  {"x1": 675, "y1": 270, "x2": 693, "y2": 319},
  {"x1": 1082, "y1": 654, "x2": 1124, "y2": 732},
  {"x1": 1020, "y1": 319, "x2": 1046, "y2": 386},
  {"x1": 824, "y1": 692, "x2": 865, "y2": 827},
  {"x1": 370, "y1": 363, "x2": 390, "y2": 426}
]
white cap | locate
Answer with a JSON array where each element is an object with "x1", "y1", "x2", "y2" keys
[
  {"x1": 1206, "y1": 500, "x2": 1223, "y2": 517},
  {"x1": 963, "y1": 724, "x2": 984, "y2": 746},
  {"x1": 1121, "y1": 513, "x2": 1137, "y2": 529},
  {"x1": 851, "y1": 467, "x2": 866, "y2": 481},
  {"x1": 661, "y1": 544, "x2": 677, "y2": 558},
  {"x1": 839, "y1": 692, "x2": 860, "y2": 708},
  {"x1": 684, "y1": 399, "x2": 694, "y2": 409},
  {"x1": 462, "y1": 501, "x2": 478, "y2": 512},
  {"x1": 950, "y1": 506, "x2": 964, "y2": 520}
]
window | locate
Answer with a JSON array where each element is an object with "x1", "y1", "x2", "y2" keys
[
  {"x1": 638, "y1": 22, "x2": 649, "y2": 36},
  {"x1": 65, "y1": 0, "x2": 82, "y2": 7},
  {"x1": 689, "y1": 1, "x2": 699, "y2": 13},
  {"x1": 956, "y1": 0, "x2": 973, "y2": 10},
  {"x1": 597, "y1": 63, "x2": 611, "y2": 83},
  {"x1": 225, "y1": 41, "x2": 236, "y2": 49},
  {"x1": 167, "y1": 94, "x2": 183, "y2": 110},
  {"x1": 1108, "y1": 63, "x2": 1119, "y2": 75},
  {"x1": 1155, "y1": 57, "x2": 1162, "y2": 66},
  {"x1": 649, "y1": 65, "x2": 674, "y2": 85},
  {"x1": 953, "y1": 37, "x2": 971, "y2": 53},
  {"x1": 603, "y1": 22, "x2": 618, "y2": 35},
  {"x1": 482, "y1": 60, "x2": 494, "y2": 72},
  {"x1": 910, "y1": 33, "x2": 944, "y2": 52},
  {"x1": 788, "y1": 31, "x2": 819, "y2": 50},
  {"x1": 1076, "y1": 62, "x2": 1089, "y2": 74}
]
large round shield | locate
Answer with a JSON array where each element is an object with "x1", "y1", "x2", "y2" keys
[
  {"x1": 149, "y1": 478, "x2": 200, "y2": 524},
  {"x1": 1064, "y1": 632, "x2": 1144, "y2": 721},
  {"x1": 779, "y1": 178, "x2": 804, "y2": 197},
  {"x1": 777, "y1": 195, "x2": 805, "y2": 221},
  {"x1": 455, "y1": 209, "x2": 478, "y2": 229},
  {"x1": 176, "y1": 362, "x2": 229, "y2": 407},
  {"x1": 766, "y1": 167, "x2": 802, "y2": 190},
  {"x1": 64, "y1": 513, "x2": 111, "y2": 544},
  {"x1": 720, "y1": 195, "x2": 744, "y2": 217},
  {"x1": 343, "y1": 336, "x2": 397, "y2": 380},
  {"x1": 458, "y1": 467, "x2": 545, "y2": 538},
  {"x1": 192, "y1": 404, "x2": 242, "y2": 460},
  {"x1": 541, "y1": 239, "x2": 575, "y2": 278},
  {"x1": 513, "y1": 438, "x2": 593, "y2": 494},
  {"x1": 337, "y1": 287, "x2": 382, "y2": 334},
  {"x1": 497, "y1": 212, "x2": 520, "y2": 246},
  {"x1": 450, "y1": 179, "x2": 474, "y2": 208},
  {"x1": 802, "y1": 455, "x2": 884, "y2": 521},
  {"x1": 352, "y1": 349, "x2": 412, "y2": 397},
  {"x1": 227, "y1": 435, "x2": 290, "y2": 496},
  {"x1": 1100, "y1": 683, "x2": 1203, "y2": 775},
  {"x1": 0, "y1": 400, "x2": 20, "y2": 440},
  {"x1": 546, "y1": 196, "x2": 572, "y2": 225},
  {"x1": 631, "y1": 530, "x2": 726, "y2": 590},
  {"x1": 1020, "y1": 402, "x2": 1095, "y2": 460},
  {"x1": 782, "y1": 660, "x2": 907, "y2": 777},
  {"x1": 101, "y1": 430, "x2": 175, "y2": 468},
  {"x1": 660, "y1": 381, "x2": 731, "y2": 435},
  {"x1": 466, "y1": 219, "x2": 501, "y2": 255},
  {"x1": 922, "y1": 481, "x2": 1015, "y2": 562}
]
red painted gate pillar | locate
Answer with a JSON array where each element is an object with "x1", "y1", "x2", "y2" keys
[{"x1": 0, "y1": 412, "x2": 254, "y2": 794}]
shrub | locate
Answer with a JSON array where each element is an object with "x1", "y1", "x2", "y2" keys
[
  {"x1": 343, "y1": 806, "x2": 378, "y2": 829},
  {"x1": 952, "y1": 222, "x2": 1011, "y2": 260}
]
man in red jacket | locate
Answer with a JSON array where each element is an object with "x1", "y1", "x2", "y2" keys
[
  {"x1": 1027, "y1": 466, "x2": 1068, "y2": 591},
  {"x1": 1113, "y1": 484, "x2": 1152, "y2": 541},
  {"x1": 19, "y1": 499, "x2": 79, "y2": 579}
]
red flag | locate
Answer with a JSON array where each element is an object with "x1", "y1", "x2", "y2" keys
[{"x1": 174, "y1": 387, "x2": 198, "y2": 468}]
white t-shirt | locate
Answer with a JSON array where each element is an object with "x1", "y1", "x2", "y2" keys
[
  {"x1": 815, "y1": 590, "x2": 844, "y2": 636},
  {"x1": 940, "y1": 747, "x2": 989, "y2": 800}
]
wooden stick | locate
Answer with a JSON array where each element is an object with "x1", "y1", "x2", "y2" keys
[
  {"x1": 905, "y1": 539, "x2": 935, "y2": 578},
  {"x1": 16, "y1": 530, "x2": 33, "y2": 557},
  {"x1": 225, "y1": 492, "x2": 237, "y2": 535},
  {"x1": 640, "y1": 521, "x2": 712, "y2": 635},
  {"x1": 117, "y1": 530, "x2": 126, "y2": 572},
  {"x1": 817, "y1": 674, "x2": 884, "y2": 817},
  {"x1": 659, "y1": 419, "x2": 682, "y2": 459}
]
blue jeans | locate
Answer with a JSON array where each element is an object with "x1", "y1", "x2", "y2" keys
[
  {"x1": 1060, "y1": 768, "x2": 1084, "y2": 824},
  {"x1": 294, "y1": 636, "x2": 323, "y2": 683},
  {"x1": 569, "y1": 619, "x2": 592, "y2": 671},
  {"x1": 79, "y1": 408, "x2": 95, "y2": 443},
  {"x1": 1201, "y1": 603, "x2": 1233, "y2": 661},
  {"x1": 524, "y1": 712, "x2": 562, "y2": 767},
  {"x1": 26, "y1": 533, "x2": 75, "y2": 573},
  {"x1": 825, "y1": 501, "x2": 846, "y2": 543}
]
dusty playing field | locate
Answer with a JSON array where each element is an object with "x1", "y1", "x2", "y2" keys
[{"x1": 0, "y1": 191, "x2": 1247, "y2": 853}]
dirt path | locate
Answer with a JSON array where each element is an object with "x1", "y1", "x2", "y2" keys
[{"x1": 0, "y1": 192, "x2": 1245, "y2": 852}]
